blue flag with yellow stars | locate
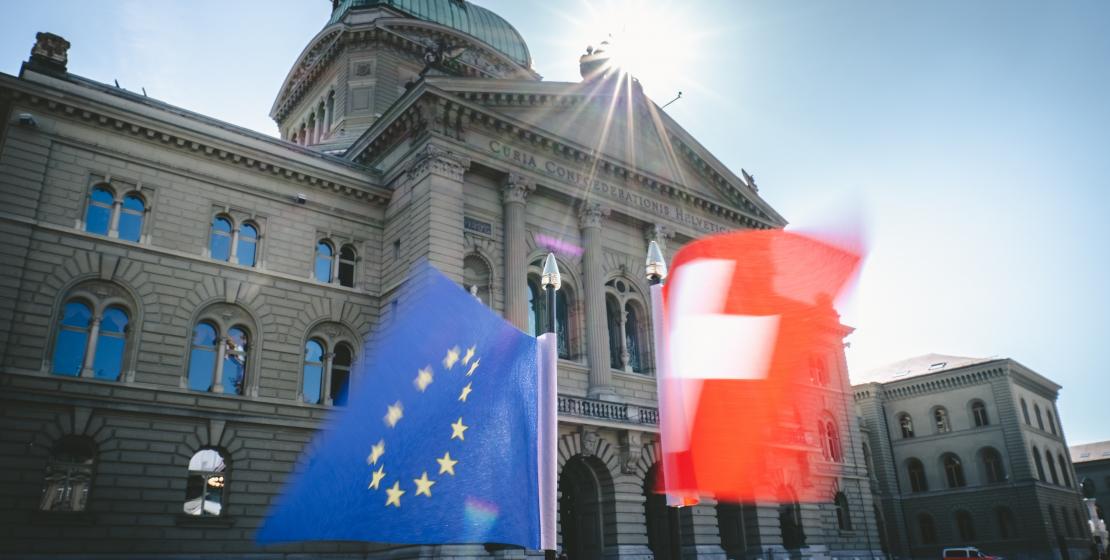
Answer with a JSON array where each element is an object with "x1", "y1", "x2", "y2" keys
[{"x1": 258, "y1": 262, "x2": 547, "y2": 549}]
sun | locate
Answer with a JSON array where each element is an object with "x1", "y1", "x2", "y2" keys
[{"x1": 561, "y1": 0, "x2": 708, "y2": 100}]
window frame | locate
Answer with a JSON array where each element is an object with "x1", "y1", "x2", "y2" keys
[
  {"x1": 970, "y1": 400, "x2": 989, "y2": 427},
  {"x1": 897, "y1": 413, "x2": 915, "y2": 439},
  {"x1": 604, "y1": 277, "x2": 653, "y2": 375},
  {"x1": 184, "y1": 305, "x2": 257, "y2": 397},
  {"x1": 906, "y1": 458, "x2": 928, "y2": 493},
  {"x1": 933, "y1": 406, "x2": 951, "y2": 434},
  {"x1": 39, "y1": 436, "x2": 97, "y2": 513},
  {"x1": 527, "y1": 256, "x2": 578, "y2": 360},
  {"x1": 942, "y1": 453, "x2": 967, "y2": 488},
  {"x1": 183, "y1": 448, "x2": 228, "y2": 518},
  {"x1": 300, "y1": 324, "x2": 359, "y2": 406},
  {"x1": 48, "y1": 283, "x2": 137, "y2": 382}
]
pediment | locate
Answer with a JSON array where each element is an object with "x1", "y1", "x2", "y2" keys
[{"x1": 438, "y1": 79, "x2": 784, "y2": 225}]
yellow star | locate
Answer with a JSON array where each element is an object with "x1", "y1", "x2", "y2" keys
[
  {"x1": 462, "y1": 346, "x2": 476, "y2": 365},
  {"x1": 413, "y1": 471, "x2": 435, "y2": 497},
  {"x1": 414, "y1": 366, "x2": 434, "y2": 392},
  {"x1": 451, "y1": 417, "x2": 468, "y2": 441},
  {"x1": 443, "y1": 346, "x2": 461, "y2": 369},
  {"x1": 436, "y1": 452, "x2": 458, "y2": 476},
  {"x1": 368, "y1": 465, "x2": 386, "y2": 490},
  {"x1": 385, "y1": 481, "x2": 404, "y2": 507},
  {"x1": 367, "y1": 439, "x2": 385, "y2": 465},
  {"x1": 384, "y1": 401, "x2": 403, "y2": 427},
  {"x1": 466, "y1": 358, "x2": 480, "y2": 376},
  {"x1": 458, "y1": 382, "x2": 473, "y2": 402}
]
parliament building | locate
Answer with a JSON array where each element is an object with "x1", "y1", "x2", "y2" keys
[{"x1": 0, "y1": 1, "x2": 884, "y2": 558}]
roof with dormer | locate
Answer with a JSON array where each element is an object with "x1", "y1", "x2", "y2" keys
[
  {"x1": 853, "y1": 353, "x2": 1000, "y2": 384},
  {"x1": 329, "y1": 0, "x2": 531, "y2": 67}
]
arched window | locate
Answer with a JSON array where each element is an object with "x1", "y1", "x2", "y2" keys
[
  {"x1": 822, "y1": 419, "x2": 842, "y2": 462},
  {"x1": 1057, "y1": 454, "x2": 1071, "y2": 487},
  {"x1": 51, "y1": 298, "x2": 131, "y2": 381},
  {"x1": 85, "y1": 185, "x2": 114, "y2": 235},
  {"x1": 971, "y1": 400, "x2": 989, "y2": 427},
  {"x1": 39, "y1": 436, "x2": 95, "y2": 512},
  {"x1": 907, "y1": 458, "x2": 928, "y2": 492},
  {"x1": 52, "y1": 301, "x2": 92, "y2": 377},
  {"x1": 331, "y1": 342, "x2": 353, "y2": 406},
  {"x1": 184, "y1": 449, "x2": 226, "y2": 517},
  {"x1": 1046, "y1": 410, "x2": 1057, "y2": 435},
  {"x1": 237, "y1": 223, "x2": 258, "y2": 267},
  {"x1": 301, "y1": 325, "x2": 358, "y2": 406},
  {"x1": 955, "y1": 510, "x2": 976, "y2": 541},
  {"x1": 981, "y1": 447, "x2": 1006, "y2": 483},
  {"x1": 338, "y1": 244, "x2": 357, "y2": 287},
  {"x1": 943, "y1": 453, "x2": 966, "y2": 488},
  {"x1": 326, "y1": 91, "x2": 336, "y2": 129},
  {"x1": 463, "y1": 255, "x2": 491, "y2": 305},
  {"x1": 996, "y1": 506, "x2": 1017, "y2": 539},
  {"x1": 933, "y1": 407, "x2": 951, "y2": 433},
  {"x1": 527, "y1": 260, "x2": 573, "y2": 359},
  {"x1": 1033, "y1": 446, "x2": 1046, "y2": 481},
  {"x1": 314, "y1": 240, "x2": 334, "y2": 283},
  {"x1": 209, "y1": 216, "x2": 233, "y2": 261},
  {"x1": 1034, "y1": 403, "x2": 1045, "y2": 430},
  {"x1": 605, "y1": 278, "x2": 649, "y2": 374},
  {"x1": 1045, "y1": 449, "x2": 1060, "y2": 485},
  {"x1": 92, "y1": 307, "x2": 129, "y2": 380},
  {"x1": 118, "y1": 193, "x2": 145, "y2": 242},
  {"x1": 1021, "y1": 398, "x2": 1031, "y2": 425},
  {"x1": 918, "y1": 513, "x2": 938, "y2": 544},
  {"x1": 809, "y1": 355, "x2": 829, "y2": 385},
  {"x1": 187, "y1": 320, "x2": 250, "y2": 395},
  {"x1": 301, "y1": 339, "x2": 355, "y2": 406},
  {"x1": 898, "y1": 413, "x2": 915, "y2": 438},
  {"x1": 1064, "y1": 507, "x2": 1075, "y2": 537},
  {"x1": 862, "y1": 442, "x2": 875, "y2": 478},
  {"x1": 834, "y1": 491, "x2": 852, "y2": 530},
  {"x1": 625, "y1": 304, "x2": 643, "y2": 372},
  {"x1": 606, "y1": 294, "x2": 623, "y2": 369},
  {"x1": 302, "y1": 339, "x2": 325, "y2": 405}
]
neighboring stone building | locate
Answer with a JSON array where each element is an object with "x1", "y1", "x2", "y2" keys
[
  {"x1": 854, "y1": 354, "x2": 1092, "y2": 559},
  {"x1": 1072, "y1": 440, "x2": 1110, "y2": 555},
  {"x1": 0, "y1": 1, "x2": 882, "y2": 558}
]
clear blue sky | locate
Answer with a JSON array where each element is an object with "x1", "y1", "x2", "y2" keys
[{"x1": 2, "y1": 1, "x2": 1108, "y2": 444}]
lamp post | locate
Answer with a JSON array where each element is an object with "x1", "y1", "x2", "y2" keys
[
  {"x1": 645, "y1": 240, "x2": 682, "y2": 559},
  {"x1": 540, "y1": 253, "x2": 560, "y2": 560}
]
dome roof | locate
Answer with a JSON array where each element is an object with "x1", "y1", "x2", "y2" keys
[{"x1": 329, "y1": 0, "x2": 531, "y2": 68}]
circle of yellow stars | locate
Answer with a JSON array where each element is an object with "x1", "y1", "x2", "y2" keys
[{"x1": 365, "y1": 344, "x2": 479, "y2": 508}]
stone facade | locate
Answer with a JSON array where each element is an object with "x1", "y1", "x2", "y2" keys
[
  {"x1": 1072, "y1": 441, "x2": 1110, "y2": 555},
  {"x1": 0, "y1": 2, "x2": 881, "y2": 558},
  {"x1": 854, "y1": 355, "x2": 1093, "y2": 559}
]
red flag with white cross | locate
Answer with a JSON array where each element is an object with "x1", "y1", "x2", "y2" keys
[{"x1": 656, "y1": 228, "x2": 862, "y2": 503}]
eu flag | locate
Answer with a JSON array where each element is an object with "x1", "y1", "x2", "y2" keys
[{"x1": 258, "y1": 263, "x2": 549, "y2": 549}]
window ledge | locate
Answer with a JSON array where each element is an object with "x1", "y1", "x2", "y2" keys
[
  {"x1": 30, "y1": 510, "x2": 96, "y2": 525},
  {"x1": 175, "y1": 514, "x2": 236, "y2": 527}
]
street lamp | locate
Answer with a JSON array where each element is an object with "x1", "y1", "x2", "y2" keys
[
  {"x1": 540, "y1": 253, "x2": 561, "y2": 335},
  {"x1": 644, "y1": 240, "x2": 681, "y2": 560}
]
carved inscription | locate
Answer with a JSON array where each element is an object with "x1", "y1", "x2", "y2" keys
[{"x1": 485, "y1": 139, "x2": 729, "y2": 234}]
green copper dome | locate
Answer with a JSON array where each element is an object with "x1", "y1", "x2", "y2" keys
[{"x1": 329, "y1": 0, "x2": 531, "y2": 68}]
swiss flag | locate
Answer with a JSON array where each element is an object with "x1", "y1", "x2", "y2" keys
[{"x1": 655, "y1": 228, "x2": 862, "y2": 503}]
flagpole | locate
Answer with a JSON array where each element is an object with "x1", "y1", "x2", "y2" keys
[
  {"x1": 645, "y1": 241, "x2": 683, "y2": 560},
  {"x1": 540, "y1": 253, "x2": 561, "y2": 560}
]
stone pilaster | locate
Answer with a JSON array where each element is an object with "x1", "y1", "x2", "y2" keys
[
  {"x1": 501, "y1": 173, "x2": 534, "y2": 331},
  {"x1": 679, "y1": 499, "x2": 727, "y2": 560},
  {"x1": 579, "y1": 202, "x2": 615, "y2": 400},
  {"x1": 393, "y1": 143, "x2": 470, "y2": 284}
]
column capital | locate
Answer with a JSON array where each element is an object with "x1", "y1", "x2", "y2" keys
[
  {"x1": 501, "y1": 172, "x2": 535, "y2": 204},
  {"x1": 406, "y1": 143, "x2": 471, "y2": 183},
  {"x1": 577, "y1": 202, "x2": 610, "y2": 229}
]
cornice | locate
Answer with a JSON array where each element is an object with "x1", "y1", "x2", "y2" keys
[
  {"x1": 351, "y1": 85, "x2": 781, "y2": 230},
  {"x1": 863, "y1": 365, "x2": 1008, "y2": 401},
  {"x1": 1, "y1": 80, "x2": 390, "y2": 206}
]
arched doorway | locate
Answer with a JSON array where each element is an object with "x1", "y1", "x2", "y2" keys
[
  {"x1": 643, "y1": 465, "x2": 676, "y2": 559},
  {"x1": 777, "y1": 487, "x2": 806, "y2": 551},
  {"x1": 559, "y1": 456, "x2": 605, "y2": 559}
]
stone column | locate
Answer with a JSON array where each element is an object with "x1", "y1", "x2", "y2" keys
[
  {"x1": 79, "y1": 314, "x2": 102, "y2": 378},
  {"x1": 501, "y1": 173, "x2": 534, "y2": 331},
  {"x1": 579, "y1": 203, "x2": 615, "y2": 400}
]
